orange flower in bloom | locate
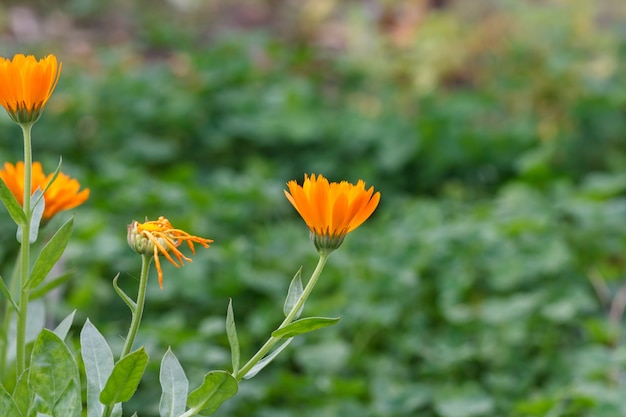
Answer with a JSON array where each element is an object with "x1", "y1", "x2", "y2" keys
[
  {"x1": 284, "y1": 173, "x2": 381, "y2": 252},
  {"x1": 0, "y1": 54, "x2": 61, "y2": 124},
  {"x1": 127, "y1": 216, "x2": 213, "y2": 289},
  {"x1": 0, "y1": 161, "x2": 89, "y2": 220}
]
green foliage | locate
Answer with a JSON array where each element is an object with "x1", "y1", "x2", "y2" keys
[
  {"x1": 186, "y1": 371, "x2": 238, "y2": 416},
  {"x1": 159, "y1": 348, "x2": 188, "y2": 417},
  {"x1": 0, "y1": 0, "x2": 626, "y2": 416}
]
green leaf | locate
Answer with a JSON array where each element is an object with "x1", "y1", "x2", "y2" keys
[
  {"x1": 7, "y1": 299, "x2": 45, "y2": 364},
  {"x1": 0, "y1": 383, "x2": 20, "y2": 417},
  {"x1": 16, "y1": 189, "x2": 44, "y2": 244},
  {"x1": 29, "y1": 329, "x2": 80, "y2": 412},
  {"x1": 26, "y1": 217, "x2": 73, "y2": 290},
  {"x1": 243, "y1": 338, "x2": 293, "y2": 380},
  {"x1": 186, "y1": 371, "x2": 238, "y2": 416},
  {"x1": 13, "y1": 369, "x2": 30, "y2": 417},
  {"x1": 112, "y1": 274, "x2": 136, "y2": 313},
  {"x1": 100, "y1": 347, "x2": 148, "y2": 405},
  {"x1": 30, "y1": 270, "x2": 74, "y2": 300},
  {"x1": 40, "y1": 157, "x2": 63, "y2": 196},
  {"x1": 283, "y1": 266, "x2": 303, "y2": 318},
  {"x1": 53, "y1": 310, "x2": 76, "y2": 341},
  {"x1": 159, "y1": 348, "x2": 188, "y2": 417},
  {"x1": 0, "y1": 273, "x2": 18, "y2": 312},
  {"x1": 52, "y1": 379, "x2": 81, "y2": 417},
  {"x1": 0, "y1": 177, "x2": 26, "y2": 226},
  {"x1": 225, "y1": 299, "x2": 240, "y2": 375},
  {"x1": 271, "y1": 316, "x2": 341, "y2": 339},
  {"x1": 80, "y1": 319, "x2": 121, "y2": 417},
  {"x1": 29, "y1": 394, "x2": 52, "y2": 416}
]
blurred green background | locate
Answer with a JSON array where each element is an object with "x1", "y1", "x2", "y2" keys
[{"x1": 1, "y1": 0, "x2": 626, "y2": 416}]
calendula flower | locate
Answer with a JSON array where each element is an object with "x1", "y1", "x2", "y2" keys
[
  {"x1": 284, "y1": 173, "x2": 380, "y2": 252},
  {"x1": 0, "y1": 161, "x2": 89, "y2": 220},
  {"x1": 127, "y1": 216, "x2": 213, "y2": 289},
  {"x1": 0, "y1": 54, "x2": 62, "y2": 124}
]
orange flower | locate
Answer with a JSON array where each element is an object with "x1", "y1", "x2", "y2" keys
[
  {"x1": 127, "y1": 216, "x2": 213, "y2": 289},
  {"x1": 284, "y1": 173, "x2": 380, "y2": 252},
  {"x1": 0, "y1": 161, "x2": 89, "y2": 220},
  {"x1": 0, "y1": 54, "x2": 61, "y2": 124}
]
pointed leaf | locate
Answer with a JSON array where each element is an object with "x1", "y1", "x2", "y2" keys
[
  {"x1": 100, "y1": 347, "x2": 149, "y2": 405},
  {"x1": 16, "y1": 189, "x2": 44, "y2": 244},
  {"x1": 13, "y1": 369, "x2": 30, "y2": 416},
  {"x1": 53, "y1": 310, "x2": 76, "y2": 341},
  {"x1": 243, "y1": 338, "x2": 294, "y2": 380},
  {"x1": 26, "y1": 217, "x2": 73, "y2": 290},
  {"x1": 29, "y1": 329, "x2": 80, "y2": 410},
  {"x1": 0, "y1": 383, "x2": 20, "y2": 417},
  {"x1": 283, "y1": 267, "x2": 303, "y2": 318},
  {"x1": 29, "y1": 394, "x2": 52, "y2": 416},
  {"x1": 52, "y1": 379, "x2": 81, "y2": 417},
  {"x1": 0, "y1": 177, "x2": 26, "y2": 226},
  {"x1": 30, "y1": 270, "x2": 74, "y2": 300},
  {"x1": 80, "y1": 319, "x2": 121, "y2": 417},
  {"x1": 7, "y1": 299, "x2": 45, "y2": 363},
  {"x1": 271, "y1": 316, "x2": 341, "y2": 339},
  {"x1": 40, "y1": 157, "x2": 63, "y2": 196},
  {"x1": 0, "y1": 274, "x2": 18, "y2": 312},
  {"x1": 159, "y1": 348, "x2": 188, "y2": 417},
  {"x1": 113, "y1": 274, "x2": 136, "y2": 313},
  {"x1": 186, "y1": 371, "x2": 238, "y2": 416},
  {"x1": 226, "y1": 299, "x2": 240, "y2": 375}
]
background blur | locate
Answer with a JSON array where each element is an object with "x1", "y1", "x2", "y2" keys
[{"x1": 1, "y1": 0, "x2": 626, "y2": 416}]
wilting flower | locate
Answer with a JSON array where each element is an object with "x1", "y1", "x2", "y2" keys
[
  {"x1": 0, "y1": 161, "x2": 89, "y2": 220},
  {"x1": 127, "y1": 216, "x2": 213, "y2": 289},
  {"x1": 284, "y1": 173, "x2": 380, "y2": 252},
  {"x1": 0, "y1": 54, "x2": 62, "y2": 124}
]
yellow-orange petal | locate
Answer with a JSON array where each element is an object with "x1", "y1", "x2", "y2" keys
[{"x1": 284, "y1": 173, "x2": 380, "y2": 252}]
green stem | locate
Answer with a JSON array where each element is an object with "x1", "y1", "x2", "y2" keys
[
  {"x1": 15, "y1": 122, "x2": 33, "y2": 377},
  {"x1": 102, "y1": 255, "x2": 151, "y2": 417},
  {"x1": 235, "y1": 252, "x2": 329, "y2": 381},
  {"x1": 120, "y1": 254, "x2": 151, "y2": 359}
]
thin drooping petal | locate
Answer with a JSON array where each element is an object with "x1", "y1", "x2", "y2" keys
[{"x1": 128, "y1": 216, "x2": 213, "y2": 289}]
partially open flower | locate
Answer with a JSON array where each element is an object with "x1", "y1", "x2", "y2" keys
[
  {"x1": 0, "y1": 161, "x2": 89, "y2": 220},
  {"x1": 0, "y1": 54, "x2": 61, "y2": 124},
  {"x1": 127, "y1": 216, "x2": 213, "y2": 289},
  {"x1": 284, "y1": 173, "x2": 380, "y2": 253}
]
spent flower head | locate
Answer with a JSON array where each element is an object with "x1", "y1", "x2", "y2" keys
[
  {"x1": 0, "y1": 54, "x2": 61, "y2": 124},
  {"x1": 127, "y1": 216, "x2": 213, "y2": 289},
  {"x1": 284, "y1": 173, "x2": 380, "y2": 253},
  {"x1": 0, "y1": 161, "x2": 89, "y2": 220}
]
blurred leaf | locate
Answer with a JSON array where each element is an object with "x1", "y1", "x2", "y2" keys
[
  {"x1": 225, "y1": 299, "x2": 240, "y2": 375},
  {"x1": 0, "y1": 177, "x2": 26, "y2": 226},
  {"x1": 100, "y1": 347, "x2": 149, "y2": 405},
  {"x1": 243, "y1": 338, "x2": 293, "y2": 380},
  {"x1": 283, "y1": 266, "x2": 303, "y2": 318},
  {"x1": 186, "y1": 370, "x2": 238, "y2": 416},
  {"x1": 0, "y1": 383, "x2": 19, "y2": 417},
  {"x1": 0, "y1": 274, "x2": 18, "y2": 312},
  {"x1": 159, "y1": 348, "x2": 188, "y2": 417}
]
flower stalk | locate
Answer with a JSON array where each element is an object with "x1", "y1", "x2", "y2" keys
[
  {"x1": 15, "y1": 123, "x2": 33, "y2": 377},
  {"x1": 235, "y1": 252, "x2": 329, "y2": 381}
]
